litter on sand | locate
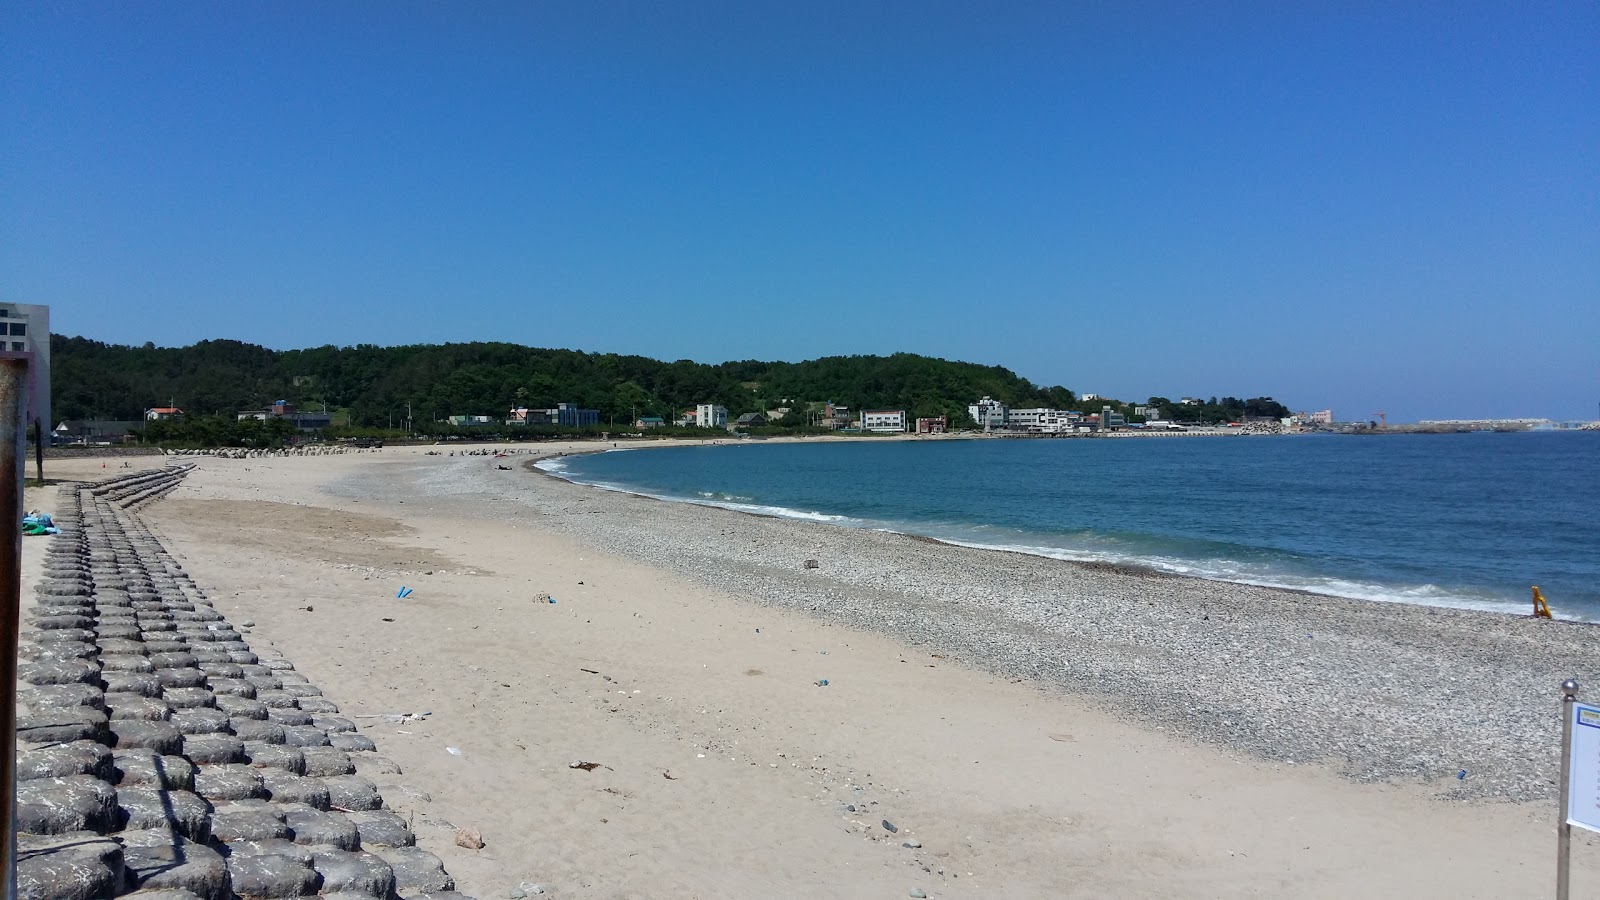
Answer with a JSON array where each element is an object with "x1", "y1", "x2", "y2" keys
[
  {"x1": 355, "y1": 711, "x2": 432, "y2": 724},
  {"x1": 396, "y1": 587, "x2": 413, "y2": 599}
]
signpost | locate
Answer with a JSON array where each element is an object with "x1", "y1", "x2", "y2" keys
[{"x1": 1558, "y1": 681, "x2": 1597, "y2": 900}]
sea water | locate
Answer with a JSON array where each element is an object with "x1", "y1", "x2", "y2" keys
[{"x1": 543, "y1": 432, "x2": 1600, "y2": 619}]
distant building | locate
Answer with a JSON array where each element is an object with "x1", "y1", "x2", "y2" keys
[
  {"x1": 53, "y1": 420, "x2": 141, "y2": 445},
  {"x1": 968, "y1": 397, "x2": 1009, "y2": 430},
  {"x1": 1080, "y1": 393, "x2": 1099, "y2": 402},
  {"x1": 822, "y1": 402, "x2": 852, "y2": 430},
  {"x1": 860, "y1": 410, "x2": 907, "y2": 433},
  {"x1": 695, "y1": 404, "x2": 728, "y2": 429},
  {"x1": 0, "y1": 302, "x2": 50, "y2": 433},
  {"x1": 635, "y1": 416, "x2": 665, "y2": 429},
  {"x1": 734, "y1": 412, "x2": 767, "y2": 430},
  {"x1": 555, "y1": 403, "x2": 599, "y2": 427},
  {"x1": 447, "y1": 415, "x2": 494, "y2": 426},
  {"x1": 237, "y1": 401, "x2": 330, "y2": 431},
  {"x1": 145, "y1": 407, "x2": 184, "y2": 421},
  {"x1": 1310, "y1": 409, "x2": 1334, "y2": 425},
  {"x1": 508, "y1": 404, "x2": 598, "y2": 427},
  {"x1": 1101, "y1": 405, "x2": 1126, "y2": 429},
  {"x1": 916, "y1": 416, "x2": 947, "y2": 434},
  {"x1": 1009, "y1": 408, "x2": 1079, "y2": 433},
  {"x1": 675, "y1": 409, "x2": 697, "y2": 427},
  {"x1": 508, "y1": 406, "x2": 551, "y2": 426}
]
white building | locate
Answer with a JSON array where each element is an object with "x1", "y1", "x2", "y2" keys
[
  {"x1": 0, "y1": 302, "x2": 50, "y2": 431},
  {"x1": 695, "y1": 403, "x2": 728, "y2": 429},
  {"x1": 1009, "y1": 408, "x2": 1080, "y2": 433},
  {"x1": 968, "y1": 397, "x2": 1009, "y2": 430},
  {"x1": 860, "y1": 409, "x2": 907, "y2": 433}
]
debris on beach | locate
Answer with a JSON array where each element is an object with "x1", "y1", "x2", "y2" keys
[
  {"x1": 446, "y1": 746, "x2": 462, "y2": 756},
  {"x1": 882, "y1": 819, "x2": 898, "y2": 833},
  {"x1": 396, "y1": 586, "x2": 413, "y2": 598},
  {"x1": 804, "y1": 559, "x2": 819, "y2": 569},
  {"x1": 455, "y1": 826, "x2": 485, "y2": 849},
  {"x1": 356, "y1": 711, "x2": 432, "y2": 724},
  {"x1": 568, "y1": 760, "x2": 605, "y2": 772},
  {"x1": 815, "y1": 678, "x2": 829, "y2": 687},
  {"x1": 1048, "y1": 733, "x2": 1075, "y2": 742}
]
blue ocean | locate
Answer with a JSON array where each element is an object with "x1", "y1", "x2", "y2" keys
[{"x1": 542, "y1": 432, "x2": 1600, "y2": 620}]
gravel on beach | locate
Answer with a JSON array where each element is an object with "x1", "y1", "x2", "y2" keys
[{"x1": 337, "y1": 452, "x2": 1600, "y2": 803}]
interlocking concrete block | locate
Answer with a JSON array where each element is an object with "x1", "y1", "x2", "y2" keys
[
  {"x1": 19, "y1": 741, "x2": 115, "y2": 782},
  {"x1": 264, "y1": 708, "x2": 312, "y2": 727},
  {"x1": 210, "y1": 804, "x2": 291, "y2": 844},
  {"x1": 103, "y1": 671, "x2": 163, "y2": 697},
  {"x1": 109, "y1": 720, "x2": 184, "y2": 755},
  {"x1": 115, "y1": 788, "x2": 213, "y2": 842},
  {"x1": 346, "y1": 811, "x2": 415, "y2": 849},
  {"x1": 313, "y1": 849, "x2": 396, "y2": 898},
  {"x1": 16, "y1": 833, "x2": 125, "y2": 900},
  {"x1": 242, "y1": 743, "x2": 304, "y2": 774},
  {"x1": 229, "y1": 719, "x2": 285, "y2": 744},
  {"x1": 17, "y1": 775, "x2": 119, "y2": 834},
  {"x1": 214, "y1": 694, "x2": 269, "y2": 720},
  {"x1": 192, "y1": 764, "x2": 266, "y2": 802},
  {"x1": 120, "y1": 831, "x2": 230, "y2": 900},
  {"x1": 376, "y1": 848, "x2": 454, "y2": 894},
  {"x1": 299, "y1": 748, "x2": 354, "y2": 778},
  {"x1": 284, "y1": 808, "x2": 361, "y2": 851},
  {"x1": 181, "y1": 735, "x2": 245, "y2": 765},
  {"x1": 20, "y1": 658, "x2": 102, "y2": 686},
  {"x1": 259, "y1": 771, "x2": 329, "y2": 810},
  {"x1": 169, "y1": 707, "x2": 231, "y2": 735},
  {"x1": 107, "y1": 696, "x2": 172, "y2": 722},
  {"x1": 17, "y1": 707, "x2": 109, "y2": 744},
  {"x1": 321, "y1": 776, "x2": 382, "y2": 811}
]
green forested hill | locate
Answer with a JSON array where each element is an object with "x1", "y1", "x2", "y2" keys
[{"x1": 50, "y1": 336, "x2": 1078, "y2": 428}]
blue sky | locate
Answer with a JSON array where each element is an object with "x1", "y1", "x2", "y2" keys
[{"x1": 3, "y1": 2, "x2": 1596, "y2": 422}]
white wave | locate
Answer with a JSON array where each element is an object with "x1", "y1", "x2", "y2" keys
[{"x1": 932, "y1": 536, "x2": 1542, "y2": 618}]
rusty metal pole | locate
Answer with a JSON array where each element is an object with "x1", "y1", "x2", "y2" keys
[{"x1": 0, "y1": 356, "x2": 29, "y2": 900}]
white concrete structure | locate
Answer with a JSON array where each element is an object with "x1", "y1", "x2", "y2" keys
[
  {"x1": 968, "y1": 396, "x2": 1009, "y2": 430},
  {"x1": 0, "y1": 302, "x2": 50, "y2": 431},
  {"x1": 860, "y1": 409, "x2": 907, "y2": 433},
  {"x1": 1009, "y1": 408, "x2": 1080, "y2": 432},
  {"x1": 695, "y1": 403, "x2": 728, "y2": 429}
]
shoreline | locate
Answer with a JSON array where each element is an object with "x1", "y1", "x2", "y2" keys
[{"x1": 524, "y1": 438, "x2": 1564, "y2": 622}]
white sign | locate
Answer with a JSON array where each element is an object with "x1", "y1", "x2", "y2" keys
[{"x1": 1568, "y1": 703, "x2": 1600, "y2": 834}]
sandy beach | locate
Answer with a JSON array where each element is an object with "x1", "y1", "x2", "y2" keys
[{"x1": 21, "y1": 441, "x2": 1600, "y2": 899}]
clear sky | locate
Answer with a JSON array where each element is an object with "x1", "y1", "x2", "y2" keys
[{"x1": 3, "y1": 2, "x2": 1596, "y2": 422}]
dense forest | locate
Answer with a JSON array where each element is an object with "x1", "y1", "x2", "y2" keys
[{"x1": 49, "y1": 335, "x2": 1290, "y2": 436}]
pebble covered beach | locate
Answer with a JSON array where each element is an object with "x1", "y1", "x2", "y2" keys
[{"x1": 341, "y1": 446, "x2": 1600, "y2": 804}]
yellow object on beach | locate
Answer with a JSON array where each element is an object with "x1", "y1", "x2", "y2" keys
[{"x1": 1533, "y1": 585, "x2": 1553, "y2": 619}]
